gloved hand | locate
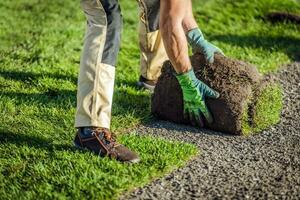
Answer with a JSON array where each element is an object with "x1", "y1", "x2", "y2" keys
[
  {"x1": 176, "y1": 69, "x2": 219, "y2": 127},
  {"x1": 187, "y1": 28, "x2": 224, "y2": 63}
]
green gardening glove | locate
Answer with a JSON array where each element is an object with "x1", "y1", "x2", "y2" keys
[
  {"x1": 187, "y1": 28, "x2": 224, "y2": 64},
  {"x1": 176, "y1": 69, "x2": 219, "y2": 127}
]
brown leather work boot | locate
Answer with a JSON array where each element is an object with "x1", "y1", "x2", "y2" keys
[
  {"x1": 74, "y1": 127, "x2": 140, "y2": 163},
  {"x1": 137, "y1": 75, "x2": 157, "y2": 91}
]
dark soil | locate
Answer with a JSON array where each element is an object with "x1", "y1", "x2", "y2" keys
[
  {"x1": 152, "y1": 53, "x2": 271, "y2": 134},
  {"x1": 265, "y1": 12, "x2": 300, "y2": 24}
]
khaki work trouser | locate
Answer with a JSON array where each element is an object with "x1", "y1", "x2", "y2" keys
[
  {"x1": 137, "y1": 0, "x2": 168, "y2": 81},
  {"x1": 75, "y1": 0, "x2": 168, "y2": 129}
]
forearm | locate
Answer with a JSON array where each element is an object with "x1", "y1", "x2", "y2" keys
[
  {"x1": 182, "y1": 0, "x2": 198, "y2": 33},
  {"x1": 160, "y1": 0, "x2": 191, "y2": 74},
  {"x1": 182, "y1": 0, "x2": 225, "y2": 64}
]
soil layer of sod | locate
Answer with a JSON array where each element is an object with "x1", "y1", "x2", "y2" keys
[{"x1": 152, "y1": 53, "x2": 283, "y2": 135}]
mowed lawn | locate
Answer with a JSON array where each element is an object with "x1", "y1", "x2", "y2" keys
[{"x1": 0, "y1": 0, "x2": 299, "y2": 199}]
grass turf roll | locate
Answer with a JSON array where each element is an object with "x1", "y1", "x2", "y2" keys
[{"x1": 151, "y1": 52, "x2": 283, "y2": 135}]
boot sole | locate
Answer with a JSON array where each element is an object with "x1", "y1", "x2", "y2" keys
[{"x1": 137, "y1": 81, "x2": 155, "y2": 92}]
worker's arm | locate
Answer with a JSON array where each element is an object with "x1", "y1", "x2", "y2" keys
[
  {"x1": 160, "y1": 0, "x2": 219, "y2": 126},
  {"x1": 182, "y1": 1, "x2": 224, "y2": 63},
  {"x1": 159, "y1": 0, "x2": 191, "y2": 74}
]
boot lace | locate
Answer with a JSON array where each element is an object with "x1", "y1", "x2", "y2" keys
[{"x1": 92, "y1": 128, "x2": 120, "y2": 149}]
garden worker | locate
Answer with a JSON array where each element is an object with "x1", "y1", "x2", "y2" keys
[
  {"x1": 74, "y1": 0, "x2": 224, "y2": 163},
  {"x1": 136, "y1": 0, "x2": 223, "y2": 91}
]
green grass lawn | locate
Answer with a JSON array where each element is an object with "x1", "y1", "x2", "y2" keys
[{"x1": 0, "y1": 0, "x2": 299, "y2": 199}]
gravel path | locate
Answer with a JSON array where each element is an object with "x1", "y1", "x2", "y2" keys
[{"x1": 122, "y1": 63, "x2": 300, "y2": 199}]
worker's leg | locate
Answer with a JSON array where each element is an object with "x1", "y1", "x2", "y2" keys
[
  {"x1": 137, "y1": 0, "x2": 168, "y2": 82},
  {"x1": 74, "y1": 0, "x2": 140, "y2": 163},
  {"x1": 75, "y1": 0, "x2": 122, "y2": 129}
]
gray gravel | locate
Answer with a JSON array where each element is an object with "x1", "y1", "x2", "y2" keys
[{"x1": 121, "y1": 62, "x2": 300, "y2": 200}]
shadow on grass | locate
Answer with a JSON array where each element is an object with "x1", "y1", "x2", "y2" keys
[
  {"x1": 0, "y1": 70, "x2": 77, "y2": 85},
  {"x1": 0, "y1": 130, "x2": 74, "y2": 152},
  {"x1": 210, "y1": 34, "x2": 300, "y2": 61},
  {"x1": 0, "y1": 90, "x2": 76, "y2": 108}
]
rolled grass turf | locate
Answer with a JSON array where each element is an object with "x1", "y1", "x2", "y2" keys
[{"x1": 152, "y1": 52, "x2": 283, "y2": 135}]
